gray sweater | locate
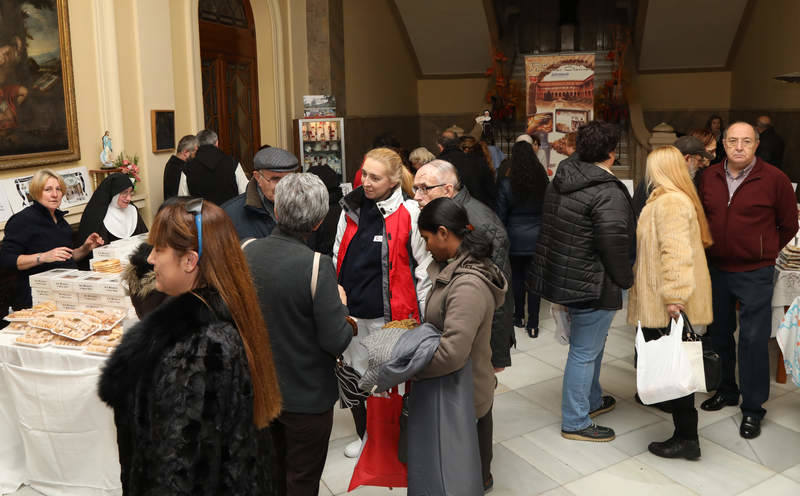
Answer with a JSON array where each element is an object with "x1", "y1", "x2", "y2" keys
[{"x1": 244, "y1": 229, "x2": 353, "y2": 413}]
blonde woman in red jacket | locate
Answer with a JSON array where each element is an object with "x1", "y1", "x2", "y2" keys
[{"x1": 333, "y1": 147, "x2": 432, "y2": 457}]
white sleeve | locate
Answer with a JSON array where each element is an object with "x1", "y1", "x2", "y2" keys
[
  {"x1": 405, "y1": 200, "x2": 433, "y2": 319},
  {"x1": 235, "y1": 164, "x2": 249, "y2": 194},
  {"x1": 332, "y1": 209, "x2": 348, "y2": 269},
  {"x1": 178, "y1": 173, "x2": 189, "y2": 196}
]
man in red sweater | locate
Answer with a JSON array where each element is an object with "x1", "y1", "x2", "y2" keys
[{"x1": 698, "y1": 122, "x2": 798, "y2": 439}]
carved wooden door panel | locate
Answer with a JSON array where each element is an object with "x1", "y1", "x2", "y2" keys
[{"x1": 199, "y1": 0, "x2": 260, "y2": 173}]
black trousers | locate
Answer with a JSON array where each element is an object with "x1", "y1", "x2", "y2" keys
[
  {"x1": 270, "y1": 409, "x2": 334, "y2": 496},
  {"x1": 510, "y1": 255, "x2": 541, "y2": 329},
  {"x1": 351, "y1": 400, "x2": 367, "y2": 439},
  {"x1": 708, "y1": 265, "x2": 774, "y2": 418},
  {"x1": 641, "y1": 327, "x2": 698, "y2": 440},
  {"x1": 477, "y1": 406, "x2": 493, "y2": 484}
]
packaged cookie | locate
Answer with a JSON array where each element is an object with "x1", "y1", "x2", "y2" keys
[{"x1": 15, "y1": 329, "x2": 55, "y2": 348}]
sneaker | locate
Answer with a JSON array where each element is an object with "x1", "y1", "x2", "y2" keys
[
  {"x1": 344, "y1": 439, "x2": 363, "y2": 458},
  {"x1": 589, "y1": 395, "x2": 616, "y2": 418},
  {"x1": 561, "y1": 423, "x2": 616, "y2": 442}
]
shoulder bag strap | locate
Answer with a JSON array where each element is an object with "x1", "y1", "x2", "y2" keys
[
  {"x1": 240, "y1": 238, "x2": 257, "y2": 251},
  {"x1": 311, "y1": 252, "x2": 321, "y2": 301}
]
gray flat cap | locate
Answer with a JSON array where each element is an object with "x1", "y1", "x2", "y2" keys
[{"x1": 253, "y1": 147, "x2": 299, "y2": 172}]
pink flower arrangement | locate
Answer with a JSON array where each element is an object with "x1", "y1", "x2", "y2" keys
[{"x1": 114, "y1": 153, "x2": 141, "y2": 186}]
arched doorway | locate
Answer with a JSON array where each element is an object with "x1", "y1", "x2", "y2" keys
[{"x1": 198, "y1": 0, "x2": 261, "y2": 173}]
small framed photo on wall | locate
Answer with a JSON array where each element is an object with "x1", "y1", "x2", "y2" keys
[{"x1": 151, "y1": 110, "x2": 175, "y2": 153}]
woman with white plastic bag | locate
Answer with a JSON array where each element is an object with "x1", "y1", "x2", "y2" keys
[{"x1": 627, "y1": 146, "x2": 713, "y2": 460}]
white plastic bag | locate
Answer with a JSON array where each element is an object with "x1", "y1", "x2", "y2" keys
[
  {"x1": 682, "y1": 340, "x2": 707, "y2": 393},
  {"x1": 635, "y1": 315, "x2": 696, "y2": 404},
  {"x1": 551, "y1": 303, "x2": 570, "y2": 345}
]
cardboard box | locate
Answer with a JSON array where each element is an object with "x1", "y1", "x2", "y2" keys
[
  {"x1": 79, "y1": 293, "x2": 130, "y2": 307},
  {"x1": 96, "y1": 274, "x2": 126, "y2": 297},
  {"x1": 29, "y1": 268, "x2": 76, "y2": 290},
  {"x1": 51, "y1": 290, "x2": 75, "y2": 302},
  {"x1": 31, "y1": 288, "x2": 53, "y2": 301},
  {"x1": 51, "y1": 271, "x2": 94, "y2": 292},
  {"x1": 76, "y1": 274, "x2": 108, "y2": 294},
  {"x1": 57, "y1": 301, "x2": 81, "y2": 311}
]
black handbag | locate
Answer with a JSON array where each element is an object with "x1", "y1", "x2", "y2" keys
[
  {"x1": 681, "y1": 312, "x2": 722, "y2": 392},
  {"x1": 335, "y1": 356, "x2": 370, "y2": 409}
]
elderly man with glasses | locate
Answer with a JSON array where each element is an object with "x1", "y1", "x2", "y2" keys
[
  {"x1": 413, "y1": 160, "x2": 515, "y2": 372},
  {"x1": 222, "y1": 147, "x2": 300, "y2": 240},
  {"x1": 698, "y1": 121, "x2": 798, "y2": 439}
]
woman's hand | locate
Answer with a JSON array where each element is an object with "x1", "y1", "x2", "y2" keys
[
  {"x1": 72, "y1": 232, "x2": 104, "y2": 261},
  {"x1": 667, "y1": 303, "x2": 685, "y2": 321},
  {"x1": 338, "y1": 284, "x2": 348, "y2": 306},
  {"x1": 43, "y1": 246, "x2": 74, "y2": 263},
  {"x1": 83, "y1": 232, "x2": 105, "y2": 251}
]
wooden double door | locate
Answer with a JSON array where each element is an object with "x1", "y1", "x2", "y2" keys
[{"x1": 199, "y1": 0, "x2": 260, "y2": 173}]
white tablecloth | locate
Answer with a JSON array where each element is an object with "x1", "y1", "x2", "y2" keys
[{"x1": 0, "y1": 332, "x2": 121, "y2": 496}]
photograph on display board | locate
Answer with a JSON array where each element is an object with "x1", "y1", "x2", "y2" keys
[
  {"x1": 0, "y1": 166, "x2": 90, "y2": 213},
  {"x1": 525, "y1": 54, "x2": 595, "y2": 176},
  {"x1": 302, "y1": 95, "x2": 336, "y2": 118},
  {"x1": 0, "y1": 0, "x2": 80, "y2": 170},
  {"x1": 555, "y1": 109, "x2": 590, "y2": 133}
]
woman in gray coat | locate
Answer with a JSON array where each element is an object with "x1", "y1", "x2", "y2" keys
[
  {"x1": 243, "y1": 173, "x2": 355, "y2": 496},
  {"x1": 416, "y1": 197, "x2": 508, "y2": 492}
]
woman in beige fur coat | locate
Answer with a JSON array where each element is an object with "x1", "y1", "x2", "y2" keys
[{"x1": 628, "y1": 145, "x2": 713, "y2": 460}]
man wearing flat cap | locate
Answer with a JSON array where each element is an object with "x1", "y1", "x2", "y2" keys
[
  {"x1": 632, "y1": 135, "x2": 714, "y2": 218},
  {"x1": 222, "y1": 146, "x2": 300, "y2": 240}
]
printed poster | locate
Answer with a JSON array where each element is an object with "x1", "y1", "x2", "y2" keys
[
  {"x1": 525, "y1": 54, "x2": 595, "y2": 176},
  {"x1": 1, "y1": 166, "x2": 92, "y2": 214}
]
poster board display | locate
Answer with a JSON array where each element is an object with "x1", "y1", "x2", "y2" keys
[
  {"x1": 0, "y1": 166, "x2": 91, "y2": 214},
  {"x1": 525, "y1": 54, "x2": 595, "y2": 177}
]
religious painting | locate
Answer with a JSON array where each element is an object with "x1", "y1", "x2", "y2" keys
[
  {"x1": 0, "y1": 0, "x2": 79, "y2": 170},
  {"x1": 525, "y1": 54, "x2": 595, "y2": 176},
  {"x1": 151, "y1": 110, "x2": 175, "y2": 153}
]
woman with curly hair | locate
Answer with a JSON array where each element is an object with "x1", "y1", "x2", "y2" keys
[{"x1": 496, "y1": 141, "x2": 550, "y2": 337}]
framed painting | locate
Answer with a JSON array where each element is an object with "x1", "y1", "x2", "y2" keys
[
  {"x1": 150, "y1": 110, "x2": 175, "y2": 153},
  {"x1": 0, "y1": 0, "x2": 79, "y2": 170}
]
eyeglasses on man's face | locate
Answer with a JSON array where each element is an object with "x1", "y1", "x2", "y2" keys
[
  {"x1": 724, "y1": 138, "x2": 756, "y2": 148},
  {"x1": 412, "y1": 183, "x2": 446, "y2": 194}
]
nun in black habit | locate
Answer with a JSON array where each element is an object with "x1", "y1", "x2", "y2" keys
[{"x1": 78, "y1": 173, "x2": 148, "y2": 247}]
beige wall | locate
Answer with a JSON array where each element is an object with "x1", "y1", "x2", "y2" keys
[
  {"x1": 633, "y1": 72, "x2": 731, "y2": 110},
  {"x1": 0, "y1": 0, "x2": 134, "y2": 234},
  {"x1": 0, "y1": 0, "x2": 294, "y2": 236},
  {"x1": 417, "y1": 78, "x2": 490, "y2": 115},
  {"x1": 343, "y1": 0, "x2": 418, "y2": 116},
  {"x1": 730, "y1": 0, "x2": 800, "y2": 109}
]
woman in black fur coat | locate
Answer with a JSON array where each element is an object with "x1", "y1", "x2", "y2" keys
[{"x1": 99, "y1": 199, "x2": 282, "y2": 495}]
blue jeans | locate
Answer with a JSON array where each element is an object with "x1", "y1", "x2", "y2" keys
[{"x1": 561, "y1": 306, "x2": 615, "y2": 431}]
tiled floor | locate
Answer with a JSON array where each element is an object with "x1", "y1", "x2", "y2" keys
[
  {"x1": 317, "y1": 301, "x2": 800, "y2": 496},
  {"x1": 7, "y1": 302, "x2": 800, "y2": 496}
]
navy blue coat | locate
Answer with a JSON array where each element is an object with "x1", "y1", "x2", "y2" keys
[
  {"x1": 221, "y1": 179, "x2": 276, "y2": 240},
  {"x1": 495, "y1": 178, "x2": 544, "y2": 256}
]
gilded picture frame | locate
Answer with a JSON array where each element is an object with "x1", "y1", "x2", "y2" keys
[{"x1": 0, "y1": 0, "x2": 80, "y2": 170}]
